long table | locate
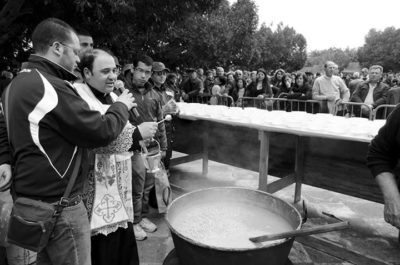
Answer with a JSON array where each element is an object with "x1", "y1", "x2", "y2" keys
[{"x1": 171, "y1": 106, "x2": 388, "y2": 203}]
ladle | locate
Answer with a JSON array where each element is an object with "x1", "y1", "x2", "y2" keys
[
  {"x1": 158, "y1": 114, "x2": 172, "y2": 124},
  {"x1": 249, "y1": 221, "x2": 349, "y2": 243}
]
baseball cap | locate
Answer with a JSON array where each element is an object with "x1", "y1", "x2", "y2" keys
[{"x1": 152, "y1": 62, "x2": 170, "y2": 72}]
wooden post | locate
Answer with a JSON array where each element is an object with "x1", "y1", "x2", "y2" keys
[
  {"x1": 202, "y1": 126, "x2": 209, "y2": 176},
  {"x1": 258, "y1": 131, "x2": 270, "y2": 191},
  {"x1": 294, "y1": 136, "x2": 304, "y2": 203}
]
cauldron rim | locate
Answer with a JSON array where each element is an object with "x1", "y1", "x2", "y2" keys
[{"x1": 165, "y1": 186, "x2": 302, "y2": 252}]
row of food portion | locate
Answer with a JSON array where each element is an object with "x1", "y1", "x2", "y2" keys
[{"x1": 177, "y1": 102, "x2": 386, "y2": 142}]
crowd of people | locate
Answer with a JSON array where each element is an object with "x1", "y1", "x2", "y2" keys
[
  {"x1": 116, "y1": 59, "x2": 400, "y2": 118},
  {"x1": 0, "y1": 16, "x2": 399, "y2": 265}
]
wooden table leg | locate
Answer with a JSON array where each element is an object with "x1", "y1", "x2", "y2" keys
[
  {"x1": 258, "y1": 131, "x2": 270, "y2": 192},
  {"x1": 294, "y1": 136, "x2": 304, "y2": 203},
  {"x1": 202, "y1": 128, "x2": 209, "y2": 176}
]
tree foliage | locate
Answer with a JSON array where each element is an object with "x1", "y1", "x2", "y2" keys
[
  {"x1": 0, "y1": 0, "x2": 222, "y2": 68},
  {"x1": 0, "y1": 0, "x2": 308, "y2": 71},
  {"x1": 172, "y1": 0, "x2": 259, "y2": 68},
  {"x1": 357, "y1": 27, "x2": 400, "y2": 72},
  {"x1": 251, "y1": 23, "x2": 307, "y2": 72},
  {"x1": 306, "y1": 47, "x2": 357, "y2": 71}
]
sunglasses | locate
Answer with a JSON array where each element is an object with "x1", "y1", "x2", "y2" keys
[{"x1": 155, "y1": 71, "x2": 167, "y2": 76}]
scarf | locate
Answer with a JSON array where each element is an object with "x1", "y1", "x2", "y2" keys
[{"x1": 75, "y1": 82, "x2": 135, "y2": 236}]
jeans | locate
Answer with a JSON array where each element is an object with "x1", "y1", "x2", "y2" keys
[
  {"x1": 36, "y1": 201, "x2": 91, "y2": 265},
  {"x1": 131, "y1": 153, "x2": 155, "y2": 224}
]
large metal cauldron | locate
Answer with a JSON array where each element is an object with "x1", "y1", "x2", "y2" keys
[{"x1": 165, "y1": 187, "x2": 302, "y2": 265}]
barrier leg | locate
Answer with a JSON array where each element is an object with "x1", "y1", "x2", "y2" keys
[
  {"x1": 294, "y1": 136, "x2": 304, "y2": 203},
  {"x1": 258, "y1": 131, "x2": 270, "y2": 191},
  {"x1": 202, "y1": 125, "x2": 209, "y2": 176}
]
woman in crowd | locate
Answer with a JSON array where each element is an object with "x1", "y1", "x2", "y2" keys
[
  {"x1": 210, "y1": 84, "x2": 224, "y2": 105},
  {"x1": 274, "y1": 73, "x2": 293, "y2": 110},
  {"x1": 233, "y1": 78, "x2": 246, "y2": 105},
  {"x1": 164, "y1": 73, "x2": 181, "y2": 101},
  {"x1": 291, "y1": 73, "x2": 296, "y2": 87},
  {"x1": 287, "y1": 73, "x2": 312, "y2": 111},
  {"x1": 288, "y1": 73, "x2": 312, "y2": 100},
  {"x1": 75, "y1": 49, "x2": 156, "y2": 265},
  {"x1": 244, "y1": 68, "x2": 273, "y2": 108},
  {"x1": 271, "y1": 68, "x2": 285, "y2": 96},
  {"x1": 227, "y1": 72, "x2": 235, "y2": 84},
  {"x1": 202, "y1": 70, "x2": 214, "y2": 97},
  {"x1": 276, "y1": 73, "x2": 293, "y2": 97}
]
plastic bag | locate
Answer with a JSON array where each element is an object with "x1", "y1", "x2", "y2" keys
[{"x1": 153, "y1": 162, "x2": 172, "y2": 213}]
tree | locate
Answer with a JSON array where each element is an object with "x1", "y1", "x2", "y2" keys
[
  {"x1": 358, "y1": 27, "x2": 400, "y2": 72},
  {"x1": 226, "y1": 0, "x2": 258, "y2": 67},
  {"x1": 307, "y1": 47, "x2": 357, "y2": 71},
  {"x1": 166, "y1": 0, "x2": 260, "y2": 69},
  {"x1": 0, "y1": 0, "x2": 309, "y2": 72},
  {"x1": 0, "y1": 0, "x2": 223, "y2": 69},
  {"x1": 251, "y1": 23, "x2": 307, "y2": 72},
  {"x1": 162, "y1": 1, "x2": 232, "y2": 68}
]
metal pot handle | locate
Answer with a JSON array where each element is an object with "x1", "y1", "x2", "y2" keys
[{"x1": 249, "y1": 221, "x2": 349, "y2": 243}]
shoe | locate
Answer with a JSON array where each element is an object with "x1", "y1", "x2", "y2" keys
[
  {"x1": 139, "y1": 218, "x2": 157, "y2": 233},
  {"x1": 133, "y1": 224, "x2": 147, "y2": 241}
]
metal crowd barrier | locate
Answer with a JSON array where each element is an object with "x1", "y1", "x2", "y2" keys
[
  {"x1": 237, "y1": 97, "x2": 321, "y2": 113},
  {"x1": 184, "y1": 95, "x2": 398, "y2": 121},
  {"x1": 219, "y1": 95, "x2": 234, "y2": 107},
  {"x1": 196, "y1": 94, "x2": 211, "y2": 104},
  {"x1": 334, "y1": 101, "x2": 373, "y2": 120},
  {"x1": 186, "y1": 94, "x2": 234, "y2": 107},
  {"x1": 372, "y1": 104, "x2": 397, "y2": 120}
]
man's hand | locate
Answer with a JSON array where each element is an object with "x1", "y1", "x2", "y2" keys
[
  {"x1": 161, "y1": 151, "x2": 167, "y2": 158},
  {"x1": 361, "y1": 105, "x2": 372, "y2": 116},
  {"x1": 326, "y1": 95, "x2": 336, "y2": 101},
  {"x1": 0, "y1": 164, "x2": 12, "y2": 191},
  {"x1": 376, "y1": 172, "x2": 400, "y2": 228},
  {"x1": 138, "y1": 122, "x2": 158, "y2": 140},
  {"x1": 116, "y1": 89, "x2": 136, "y2": 110},
  {"x1": 383, "y1": 197, "x2": 400, "y2": 228},
  {"x1": 361, "y1": 105, "x2": 372, "y2": 111},
  {"x1": 164, "y1": 99, "x2": 178, "y2": 114}
]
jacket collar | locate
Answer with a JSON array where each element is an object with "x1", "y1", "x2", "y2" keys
[
  {"x1": 25, "y1": 54, "x2": 78, "y2": 82},
  {"x1": 149, "y1": 78, "x2": 165, "y2": 91},
  {"x1": 129, "y1": 80, "x2": 153, "y2": 94},
  {"x1": 361, "y1": 80, "x2": 381, "y2": 88},
  {"x1": 86, "y1": 82, "x2": 112, "y2": 104}
]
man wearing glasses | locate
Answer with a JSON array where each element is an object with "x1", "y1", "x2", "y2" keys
[
  {"x1": 0, "y1": 18, "x2": 135, "y2": 265},
  {"x1": 125, "y1": 54, "x2": 167, "y2": 241}
]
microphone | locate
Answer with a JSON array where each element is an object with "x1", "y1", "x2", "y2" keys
[
  {"x1": 131, "y1": 107, "x2": 140, "y2": 118},
  {"x1": 119, "y1": 85, "x2": 140, "y2": 118}
]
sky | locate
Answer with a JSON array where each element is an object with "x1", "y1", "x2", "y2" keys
[{"x1": 229, "y1": 0, "x2": 400, "y2": 51}]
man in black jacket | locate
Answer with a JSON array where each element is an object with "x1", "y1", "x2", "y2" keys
[
  {"x1": 150, "y1": 61, "x2": 177, "y2": 172},
  {"x1": 125, "y1": 54, "x2": 167, "y2": 240},
  {"x1": 351, "y1": 65, "x2": 389, "y2": 118},
  {"x1": 0, "y1": 18, "x2": 135, "y2": 265},
  {"x1": 181, "y1": 68, "x2": 204, "y2": 102},
  {"x1": 367, "y1": 106, "x2": 400, "y2": 230}
]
